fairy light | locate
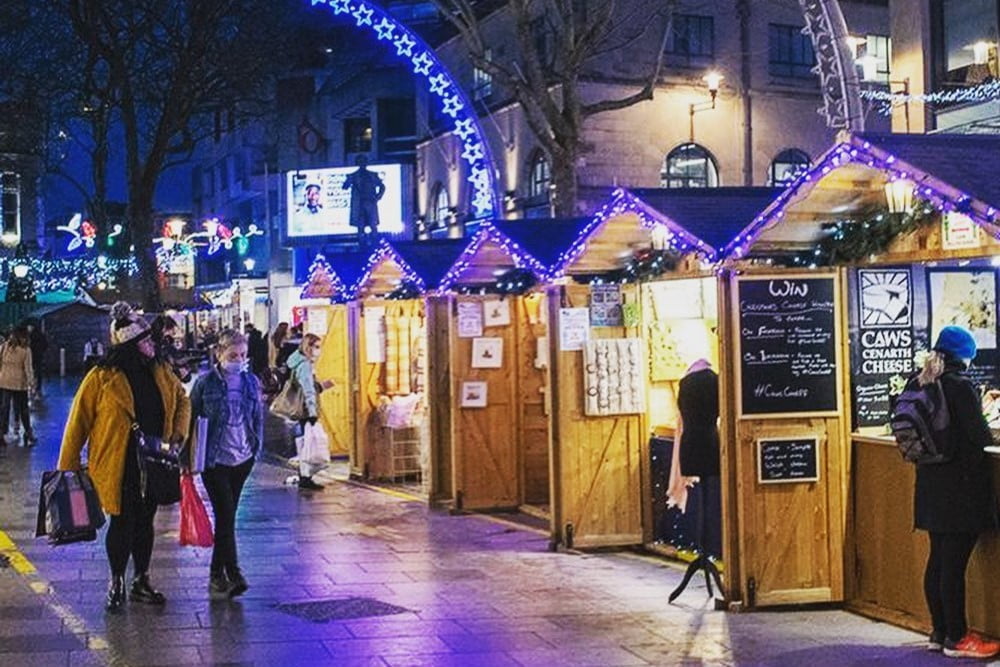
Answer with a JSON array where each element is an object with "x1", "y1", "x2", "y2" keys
[
  {"x1": 299, "y1": 252, "x2": 345, "y2": 299},
  {"x1": 350, "y1": 238, "x2": 427, "y2": 298},
  {"x1": 436, "y1": 220, "x2": 549, "y2": 293},
  {"x1": 860, "y1": 79, "x2": 1000, "y2": 114}
]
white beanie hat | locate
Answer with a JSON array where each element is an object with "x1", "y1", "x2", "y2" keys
[{"x1": 109, "y1": 301, "x2": 151, "y2": 346}]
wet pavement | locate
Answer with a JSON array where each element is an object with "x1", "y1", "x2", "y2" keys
[{"x1": 0, "y1": 376, "x2": 963, "y2": 665}]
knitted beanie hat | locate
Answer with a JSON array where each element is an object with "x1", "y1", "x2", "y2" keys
[
  {"x1": 109, "y1": 301, "x2": 151, "y2": 346},
  {"x1": 933, "y1": 325, "x2": 977, "y2": 361}
]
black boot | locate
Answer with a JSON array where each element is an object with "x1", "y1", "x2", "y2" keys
[
  {"x1": 225, "y1": 565, "x2": 248, "y2": 598},
  {"x1": 129, "y1": 573, "x2": 166, "y2": 604},
  {"x1": 106, "y1": 574, "x2": 126, "y2": 612},
  {"x1": 208, "y1": 570, "x2": 231, "y2": 599},
  {"x1": 298, "y1": 476, "x2": 324, "y2": 491}
]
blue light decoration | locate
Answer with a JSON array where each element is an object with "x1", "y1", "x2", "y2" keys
[
  {"x1": 436, "y1": 220, "x2": 549, "y2": 293},
  {"x1": 721, "y1": 133, "x2": 1000, "y2": 263},
  {"x1": 547, "y1": 188, "x2": 716, "y2": 281},
  {"x1": 1, "y1": 255, "x2": 139, "y2": 293},
  {"x1": 861, "y1": 79, "x2": 1000, "y2": 115},
  {"x1": 299, "y1": 252, "x2": 345, "y2": 299},
  {"x1": 350, "y1": 237, "x2": 426, "y2": 298},
  {"x1": 310, "y1": 0, "x2": 499, "y2": 221}
]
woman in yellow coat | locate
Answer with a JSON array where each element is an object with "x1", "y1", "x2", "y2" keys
[{"x1": 58, "y1": 302, "x2": 190, "y2": 611}]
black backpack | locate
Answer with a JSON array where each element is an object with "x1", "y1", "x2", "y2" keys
[{"x1": 890, "y1": 377, "x2": 952, "y2": 465}]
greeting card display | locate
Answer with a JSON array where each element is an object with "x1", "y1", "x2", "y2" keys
[{"x1": 583, "y1": 338, "x2": 644, "y2": 416}]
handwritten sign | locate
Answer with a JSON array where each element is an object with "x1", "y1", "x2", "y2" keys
[
  {"x1": 737, "y1": 277, "x2": 839, "y2": 417},
  {"x1": 757, "y1": 437, "x2": 819, "y2": 484}
]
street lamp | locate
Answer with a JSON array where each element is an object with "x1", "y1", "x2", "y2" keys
[{"x1": 689, "y1": 71, "x2": 723, "y2": 142}]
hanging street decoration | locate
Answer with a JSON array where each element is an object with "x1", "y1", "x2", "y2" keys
[
  {"x1": 861, "y1": 79, "x2": 1000, "y2": 115},
  {"x1": 57, "y1": 214, "x2": 98, "y2": 251},
  {"x1": 0, "y1": 255, "x2": 138, "y2": 293},
  {"x1": 155, "y1": 217, "x2": 265, "y2": 274},
  {"x1": 299, "y1": 253, "x2": 344, "y2": 300},
  {"x1": 309, "y1": 0, "x2": 498, "y2": 219}
]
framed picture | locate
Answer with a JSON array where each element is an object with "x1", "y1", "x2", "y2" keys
[
  {"x1": 471, "y1": 337, "x2": 503, "y2": 369},
  {"x1": 928, "y1": 268, "x2": 997, "y2": 351},
  {"x1": 460, "y1": 381, "x2": 488, "y2": 408},
  {"x1": 483, "y1": 299, "x2": 511, "y2": 327}
]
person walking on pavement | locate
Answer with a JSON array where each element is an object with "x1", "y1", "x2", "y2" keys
[
  {"x1": 0, "y1": 324, "x2": 35, "y2": 448},
  {"x1": 244, "y1": 323, "x2": 267, "y2": 378},
  {"x1": 25, "y1": 321, "x2": 47, "y2": 398},
  {"x1": 57, "y1": 302, "x2": 191, "y2": 612},
  {"x1": 190, "y1": 330, "x2": 263, "y2": 599},
  {"x1": 152, "y1": 315, "x2": 190, "y2": 383},
  {"x1": 286, "y1": 333, "x2": 324, "y2": 491},
  {"x1": 268, "y1": 322, "x2": 288, "y2": 369},
  {"x1": 912, "y1": 325, "x2": 1000, "y2": 659}
]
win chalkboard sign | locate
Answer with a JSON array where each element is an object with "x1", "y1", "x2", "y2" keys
[
  {"x1": 757, "y1": 437, "x2": 820, "y2": 484},
  {"x1": 737, "y1": 276, "x2": 840, "y2": 417}
]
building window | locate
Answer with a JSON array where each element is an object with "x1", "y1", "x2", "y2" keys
[
  {"x1": 768, "y1": 24, "x2": 817, "y2": 79},
  {"x1": 664, "y1": 15, "x2": 714, "y2": 65},
  {"x1": 857, "y1": 34, "x2": 892, "y2": 84},
  {"x1": 661, "y1": 143, "x2": 719, "y2": 188},
  {"x1": 428, "y1": 183, "x2": 449, "y2": 229},
  {"x1": 934, "y1": 0, "x2": 999, "y2": 88},
  {"x1": 473, "y1": 49, "x2": 493, "y2": 101},
  {"x1": 768, "y1": 148, "x2": 811, "y2": 187},
  {"x1": 344, "y1": 117, "x2": 373, "y2": 154},
  {"x1": 0, "y1": 172, "x2": 20, "y2": 238},
  {"x1": 527, "y1": 151, "x2": 551, "y2": 200}
]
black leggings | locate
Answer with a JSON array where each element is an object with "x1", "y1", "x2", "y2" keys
[
  {"x1": 925, "y1": 531, "x2": 979, "y2": 642},
  {"x1": 0, "y1": 389, "x2": 31, "y2": 437},
  {"x1": 106, "y1": 441, "x2": 159, "y2": 577},
  {"x1": 202, "y1": 458, "x2": 254, "y2": 575}
]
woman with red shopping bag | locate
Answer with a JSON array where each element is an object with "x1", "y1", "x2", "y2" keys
[{"x1": 190, "y1": 330, "x2": 263, "y2": 599}]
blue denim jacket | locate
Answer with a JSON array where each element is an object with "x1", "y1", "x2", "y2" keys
[{"x1": 190, "y1": 367, "x2": 264, "y2": 469}]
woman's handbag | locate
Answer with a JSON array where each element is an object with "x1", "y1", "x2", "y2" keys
[
  {"x1": 131, "y1": 424, "x2": 182, "y2": 506},
  {"x1": 35, "y1": 469, "x2": 106, "y2": 545},
  {"x1": 178, "y1": 473, "x2": 214, "y2": 548},
  {"x1": 270, "y1": 375, "x2": 307, "y2": 421}
]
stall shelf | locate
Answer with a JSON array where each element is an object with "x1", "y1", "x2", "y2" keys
[{"x1": 719, "y1": 131, "x2": 1000, "y2": 619}]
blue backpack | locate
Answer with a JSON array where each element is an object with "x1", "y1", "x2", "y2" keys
[{"x1": 890, "y1": 378, "x2": 952, "y2": 465}]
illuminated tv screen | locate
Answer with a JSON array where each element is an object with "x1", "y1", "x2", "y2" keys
[{"x1": 286, "y1": 164, "x2": 404, "y2": 238}]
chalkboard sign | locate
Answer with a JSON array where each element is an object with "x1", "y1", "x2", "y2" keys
[
  {"x1": 737, "y1": 276, "x2": 840, "y2": 417},
  {"x1": 757, "y1": 437, "x2": 820, "y2": 484}
]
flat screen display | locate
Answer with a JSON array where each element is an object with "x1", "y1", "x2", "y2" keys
[{"x1": 286, "y1": 164, "x2": 404, "y2": 238}]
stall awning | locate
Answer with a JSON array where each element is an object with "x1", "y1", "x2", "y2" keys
[{"x1": 724, "y1": 132, "x2": 1000, "y2": 259}]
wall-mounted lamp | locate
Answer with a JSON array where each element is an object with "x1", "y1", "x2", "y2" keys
[
  {"x1": 689, "y1": 71, "x2": 723, "y2": 142},
  {"x1": 884, "y1": 178, "x2": 914, "y2": 214},
  {"x1": 650, "y1": 225, "x2": 670, "y2": 251},
  {"x1": 972, "y1": 41, "x2": 994, "y2": 66}
]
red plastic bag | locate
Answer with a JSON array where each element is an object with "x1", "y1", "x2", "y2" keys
[{"x1": 179, "y1": 474, "x2": 214, "y2": 548}]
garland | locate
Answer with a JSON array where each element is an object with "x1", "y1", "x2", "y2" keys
[
  {"x1": 494, "y1": 267, "x2": 536, "y2": 295},
  {"x1": 386, "y1": 279, "x2": 422, "y2": 300}
]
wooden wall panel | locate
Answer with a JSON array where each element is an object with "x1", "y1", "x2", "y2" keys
[
  {"x1": 426, "y1": 296, "x2": 453, "y2": 503},
  {"x1": 315, "y1": 305, "x2": 351, "y2": 456},
  {"x1": 355, "y1": 299, "x2": 388, "y2": 478},
  {"x1": 450, "y1": 295, "x2": 519, "y2": 510},
  {"x1": 549, "y1": 284, "x2": 644, "y2": 548},
  {"x1": 516, "y1": 294, "x2": 550, "y2": 506}
]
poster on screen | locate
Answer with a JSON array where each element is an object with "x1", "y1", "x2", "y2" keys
[{"x1": 286, "y1": 164, "x2": 405, "y2": 239}]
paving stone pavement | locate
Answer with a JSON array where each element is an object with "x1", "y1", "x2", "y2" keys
[{"x1": 0, "y1": 377, "x2": 978, "y2": 666}]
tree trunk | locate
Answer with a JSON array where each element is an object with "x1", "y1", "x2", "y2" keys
[
  {"x1": 550, "y1": 150, "x2": 579, "y2": 218},
  {"x1": 127, "y1": 192, "x2": 161, "y2": 312}
]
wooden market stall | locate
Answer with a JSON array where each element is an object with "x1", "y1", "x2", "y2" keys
[
  {"x1": 719, "y1": 131, "x2": 1000, "y2": 621},
  {"x1": 543, "y1": 187, "x2": 775, "y2": 553},
  {"x1": 438, "y1": 218, "x2": 590, "y2": 514},
  {"x1": 347, "y1": 239, "x2": 465, "y2": 499}
]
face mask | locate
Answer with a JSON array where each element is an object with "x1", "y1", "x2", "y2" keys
[{"x1": 221, "y1": 360, "x2": 244, "y2": 375}]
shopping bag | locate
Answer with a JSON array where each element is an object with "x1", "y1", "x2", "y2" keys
[
  {"x1": 35, "y1": 470, "x2": 106, "y2": 545},
  {"x1": 178, "y1": 474, "x2": 214, "y2": 548},
  {"x1": 132, "y1": 426, "x2": 181, "y2": 506},
  {"x1": 299, "y1": 422, "x2": 331, "y2": 467},
  {"x1": 270, "y1": 376, "x2": 307, "y2": 421}
]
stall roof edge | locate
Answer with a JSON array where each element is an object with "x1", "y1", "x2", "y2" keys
[{"x1": 492, "y1": 217, "x2": 594, "y2": 269}]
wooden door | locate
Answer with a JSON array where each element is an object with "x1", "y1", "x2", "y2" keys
[
  {"x1": 353, "y1": 299, "x2": 387, "y2": 479},
  {"x1": 314, "y1": 305, "x2": 352, "y2": 456},
  {"x1": 450, "y1": 295, "x2": 519, "y2": 510},
  {"x1": 726, "y1": 271, "x2": 849, "y2": 607},
  {"x1": 426, "y1": 296, "x2": 454, "y2": 503},
  {"x1": 548, "y1": 284, "x2": 646, "y2": 549},
  {"x1": 516, "y1": 293, "x2": 550, "y2": 506}
]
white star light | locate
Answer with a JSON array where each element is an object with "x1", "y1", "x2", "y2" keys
[
  {"x1": 310, "y1": 0, "x2": 329, "y2": 6},
  {"x1": 394, "y1": 34, "x2": 415, "y2": 57},
  {"x1": 429, "y1": 73, "x2": 450, "y2": 96},
  {"x1": 461, "y1": 142, "x2": 484, "y2": 162},
  {"x1": 412, "y1": 52, "x2": 433, "y2": 75},
  {"x1": 472, "y1": 190, "x2": 494, "y2": 216},
  {"x1": 330, "y1": 0, "x2": 351, "y2": 14},
  {"x1": 442, "y1": 94, "x2": 464, "y2": 117},
  {"x1": 374, "y1": 18, "x2": 395, "y2": 40},
  {"x1": 453, "y1": 118, "x2": 475, "y2": 140},
  {"x1": 353, "y1": 5, "x2": 373, "y2": 25}
]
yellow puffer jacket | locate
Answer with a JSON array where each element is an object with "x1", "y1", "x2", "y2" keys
[{"x1": 58, "y1": 363, "x2": 191, "y2": 515}]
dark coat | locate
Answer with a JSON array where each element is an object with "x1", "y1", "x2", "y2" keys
[
  {"x1": 677, "y1": 367, "x2": 720, "y2": 477},
  {"x1": 914, "y1": 359, "x2": 998, "y2": 534}
]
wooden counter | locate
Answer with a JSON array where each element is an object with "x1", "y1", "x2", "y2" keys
[{"x1": 848, "y1": 436, "x2": 1000, "y2": 635}]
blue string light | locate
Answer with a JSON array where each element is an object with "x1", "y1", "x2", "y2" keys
[{"x1": 861, "y1": 80, "x2": 1000, "y2": 114}]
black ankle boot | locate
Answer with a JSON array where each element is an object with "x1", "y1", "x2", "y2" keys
[
  {"x1": 106, "y1": 575, "x2": 126, "y2": 611},
  {"x1": 129, "y1": 573, "x2": 166, "y2": 604},
  {"x1": 208, "y1": 570, "x2": 231, "y2": 599},
  {"x1": 225, "y1": 565, "x2": 248, "y2": 598}
]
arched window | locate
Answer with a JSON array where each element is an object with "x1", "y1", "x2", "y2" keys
[
  {"x1": 428, "y1": 183, "x2": 450, "y2": 229},
  {"x1": 768, "y1": 148, "x2": 811, "y2": 187},
  {"x1": 527, "y1": 151, "x2": 551, "y2": 200},
  {"x1": 661, "y1": 143, "x2": 719, "y2": 188}
]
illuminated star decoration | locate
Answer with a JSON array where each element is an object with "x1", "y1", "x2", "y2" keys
[{"x1": 310, "y1": 0, "x2": 498, "y2": 220}]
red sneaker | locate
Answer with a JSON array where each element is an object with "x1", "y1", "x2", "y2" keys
[{"x1": 944, "y1": 633, "x2": 1000, "y2": 659}]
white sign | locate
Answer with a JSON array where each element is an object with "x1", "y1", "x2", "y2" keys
[
  {"x1": 559, "y1": 308, "x2": 590, "y2": 351},
  {"x1": 364, "y1": 306, "x2": 386, "y2": 363},
  {"x1": 306, "y1": 307, "x2": 330, "y2": 337},
  {"x1": 471, "y1": 337, "x2": 503, "y2": 369},
  {"x1": 457, "y1": 302, "x2": 484, "y2": 338},
  {"x1": 286, "y1": 164, "x2": 404, "y2": 237},
  {"x1": 483, "y1": 299, "x2": 511, "y2": 327},
  {"x1": 942, "y1": 213, "x2": 981, "y2": 250}
]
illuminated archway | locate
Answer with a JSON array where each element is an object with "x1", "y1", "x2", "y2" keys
[
  {"x1": 310, "y1": 0, "x2": 499, "y2": 219},
  {"x1": 797, "y1": 0, "x2": 864, "y2": 131}
]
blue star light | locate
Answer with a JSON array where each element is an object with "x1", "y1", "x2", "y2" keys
[
  {"x1": 374, "y1": 18, "x2": 395, "y2": 40},
  {"x1": 394, "y1": 33, "x2": 415, "y2": 57},
  {"x1": 412, "y1": 52, "x2": 433, "y2": 76},
  {"x1": 352, "y1": 4, "x2": 373, "y2": 26},
  {"x1": 453, "y1": 118, "x2": 475, "y2": 140},
  {"x1": 442, "y1": 94, "x2": 464, "y2": 117},
  {"x1": 429, "y1": 73, "x2": 450, "y2": 96},
  {"x1": 330, "y1": 0, "x2": 351, "y2": 14}
]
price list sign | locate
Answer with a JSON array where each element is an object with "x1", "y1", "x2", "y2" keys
[
  {"x1": 757, "y1": 437, "x2": 820, "y2": 484},
  {"x1": 737, "y1": 276, "x2": 840, "y2": 417}
]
